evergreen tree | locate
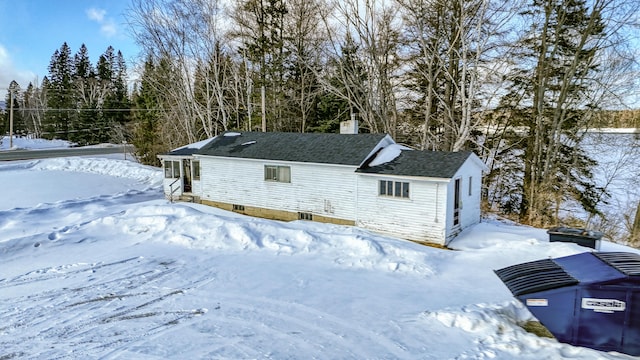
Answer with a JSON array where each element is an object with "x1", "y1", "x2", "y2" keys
[
  {"x1": 74, "y1": 44, "x2": 94, "y2": 79},
  {"x1": 45, "y1": 42, "x2": 75, "y2": 140},
  {"x1": 73, "y1": 44, "x2": 97, "y2": 145},
  {"x1": 110, "y1": 51, "x2": 131, "y2": 126},
  {"x1": 95, "y1": 46, "x2": 115, "y2": 143},
  {"x1": 235, "y1": 0, "x2": 289, "y2": 131},
  {"x1": 311, "y1": 88, "x2": 347, "y2": 133},
  {"x1": 131, "y1": 56, "x2": 163, "y2": 166},
  {"x1": 3, "y1": 81, "x2": 25, "y2": 136},
  {"x1": 496, "y1": 0, "x2": 608, "y2": 226},
  {"x1": 282, "y1": 0, "x2": 324, "y2": 133},
  {"x1": 315, "y1": 35, "x2": 367, "y2": 133},
  {"x1": 92, "y1": 46, "x2": 130, "y2": 143}
]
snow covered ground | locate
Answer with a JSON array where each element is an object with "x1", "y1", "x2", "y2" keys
[{"x1": 1, "y1": 137, "x2": 639, "y2": 359}]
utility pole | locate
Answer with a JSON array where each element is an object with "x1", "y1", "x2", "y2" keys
[
  {"x1": 261, "y1": 85, "x2": 266, "y2": 132},
  {"x1": 9, "y1": 88, "x2": 14, "y2": 149}
]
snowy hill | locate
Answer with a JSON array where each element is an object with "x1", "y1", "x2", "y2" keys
[{"x1": 0, "y1": 142, "x2": 638, "y2": 359}]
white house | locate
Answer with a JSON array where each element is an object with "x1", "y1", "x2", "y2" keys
[{"x1": 159, "y1": 130, "x2": 487, "y2": 246}]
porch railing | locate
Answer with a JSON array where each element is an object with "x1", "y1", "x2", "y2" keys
[{"x1": 168, "y1": 177, "x2": 181, "y2": 203}]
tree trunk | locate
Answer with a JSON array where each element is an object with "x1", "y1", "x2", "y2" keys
[{"x1": 632, "y1": 201, "x2": 640, "y2": 246}]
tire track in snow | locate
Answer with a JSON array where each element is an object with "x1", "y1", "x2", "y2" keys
[
  {"x1": 0, "y1": 256, "x2": 212, "y2": 359},
  {"x1": 0, "y1": 256, "x2": 142, "y2": 289},
  {"x1": 192, "y1": 293, "x2": 412, "y2": 359}
]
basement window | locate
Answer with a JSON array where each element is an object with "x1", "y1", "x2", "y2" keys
[
  {"x1": 232, "y1": 204, "x2": 245, "y2": 211},
  {"x1": 298, "y1": 212, "x2": 313, "y2": 221},
  {"x1": 379, "y1": 180, "x2": 409, "y2": 198},
  {"x1": 264, "y1": 165, "x2": 291, "y2": 183}
]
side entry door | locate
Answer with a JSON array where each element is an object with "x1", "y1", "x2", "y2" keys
[
  {"x1": 183, "y1": 160, "x2": 192, "y2": 193},
  {"x1": 453, "y1": 178, "x2": 461, "y2": 226}
]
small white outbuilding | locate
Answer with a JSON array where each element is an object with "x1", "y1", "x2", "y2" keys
[{"x1": 159, "y1": 130, "x2": 487, "y2": 246}]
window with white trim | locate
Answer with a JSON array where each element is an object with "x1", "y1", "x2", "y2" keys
[
  {"x1": 379, "y1": 180, "x2": 409, "y2": 198},
  {"x1": 264, "y1": 165, "x2": 291, "y2": 183},
  {"x1": 193, "y1": 160, "x2": 200, "y2": 180},
  {"x1": 164, "y1": 160, "x2": 180, "y2": 178}
]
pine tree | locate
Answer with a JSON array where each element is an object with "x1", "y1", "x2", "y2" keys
[
  {"x1": 310, "y1": 37, "x2": 364, "y2": 133},
  {"x1": 111, "y1": 51, "x2": 131, "y2": 127},
  {"x1": 496, "y1": 0, "x2": 608, "y2": 226},
  {"x1": 45, "y1": 42, "x2": 75, "y2": 140},
  {"x1": 235, "y1": 0, "x2": 289, "y2": 131},
  {"x1": 315, "y1": 34, "x2": 367, "y2": 133},
  {"x1": 131, "y1": 56, "x2": 163, "y2": 166},
  {"x1": 73, "y1": 44, "x2": 97, "y2": 145},
  {"x1": 282, "y1": 0, "x2": 324, "y2": 133},
  {"x1": 3, "y1": 81, "x2": 24, "y2": 136},
  {"x1": 95, "y1": 46, "x2": 116, "y2": 143}
]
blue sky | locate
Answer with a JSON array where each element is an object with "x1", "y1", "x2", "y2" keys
[{"x1": 0, "y1": 0, "x2": 140, "y2": 90}]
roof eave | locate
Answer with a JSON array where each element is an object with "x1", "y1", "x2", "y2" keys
[{"x1": 356, "y1": 172, "x2": 453, "y2": 182}]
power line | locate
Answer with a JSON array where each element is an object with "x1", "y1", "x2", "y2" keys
[{"x1": 1, "y1": 108, "x2": 162, "y2": 112}]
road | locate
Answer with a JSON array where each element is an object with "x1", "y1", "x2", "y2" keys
[{"x1": 0, "y1": 145, "x2": 134, "y2": 161}]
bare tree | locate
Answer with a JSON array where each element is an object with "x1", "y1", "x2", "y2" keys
[
  {"x1": 21, "y1": 82, "x2": 47, "y2": 137},
  {"x1": 631, "y1": 201, "x2": 640, "y2": 247},
  {"x1": 128, "y1": 0, "x2": 233, "y2": 142},
  {"x1": 397, "y1": 0, "x2": 521, "y2": 151},
  {"x1": 231, "y1": 0, "x2": 288, "y2": 131},
  {"x1": 319, "y1": 0, "x2": 402, "y2": 136},
  {"x1": 284, "y1": 0, "x2": 327, "y2": 132}
]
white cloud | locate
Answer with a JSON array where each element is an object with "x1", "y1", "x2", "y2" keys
[
  {"x1": 0, "y1": 44, "x2": 8, "y2": 63},
  {"x1": 86, "y1": 7, "x2": 117, "y2": 38},
  {"x1": 0, "y1": 44, "x2": 37, "y2": 89},
  {"x1": 101, "y1": 20, "x2": 117, "y2": 37},
  {"x1": 86, "y1": 8, "x2": 106, "y2": 22}
]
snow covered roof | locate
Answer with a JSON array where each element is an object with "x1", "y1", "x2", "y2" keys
[
  {"x1": 357, "y1": 150, "x2": 476, "y2": 178},
  {"x1": 366, "y1": 143, "x2": 412, "y2": 167},
  {"x1": 166, "y1": 137, "x2": 217, "y2": 156},
  {"x1": 197, "y1": 131, "x2": 389, "y2": 166}
]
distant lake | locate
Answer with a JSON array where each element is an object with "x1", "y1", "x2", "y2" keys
[{"x1": 577, "y1": 131, "x2": 639, "y2": 241}]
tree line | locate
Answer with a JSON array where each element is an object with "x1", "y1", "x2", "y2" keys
[
  {"x1": 2, "y1": 43, "x2": 130, "y2": 146},
  {"x1": 2, "y1": 0, "x2": 640, "y2": 241}
]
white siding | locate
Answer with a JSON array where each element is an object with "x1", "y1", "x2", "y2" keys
[
  {"x1": 159, "y1": 156, "x2": 203, "y2": 198},
  {"x1": 355, "y1": 174, "x2": 449, "y2": 244},
  {"x1": 444, "y1": 157, "x2": 484, "y2": 243},
  {"x1": 188, "y1": 148, "x2": 486, "y2": 246},
  {"x1": 161, "y1": 177, "x2": 180, "y2": 196},
  {"x1": 160, "y1": 156, "x2": 183, "y2": 196},
  {"x1": 191, "y1": 180, "x2": 202, "y2": 196},
  {"x1": 199, "y1": 156, "x2": 359, "y2": 220}
]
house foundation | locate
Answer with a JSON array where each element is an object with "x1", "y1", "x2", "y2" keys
[{"x1": 200, "y1": 199, "x2": 355, "y2": 226}]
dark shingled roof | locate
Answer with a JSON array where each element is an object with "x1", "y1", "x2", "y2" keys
[
  {"x1": 356, "y1": 150, "x2": 472, "y2": 178},
  {"x1": 196, "y1": 132, "x2": 388, "y2": 166}
]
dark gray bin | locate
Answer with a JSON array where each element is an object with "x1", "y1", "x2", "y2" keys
[
  {"x1": 495, "y1": 252, "x2": 640, "y2": 356},
  {"x1": 547, "y1": 227, "x2": 603, "y2": 249}
]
